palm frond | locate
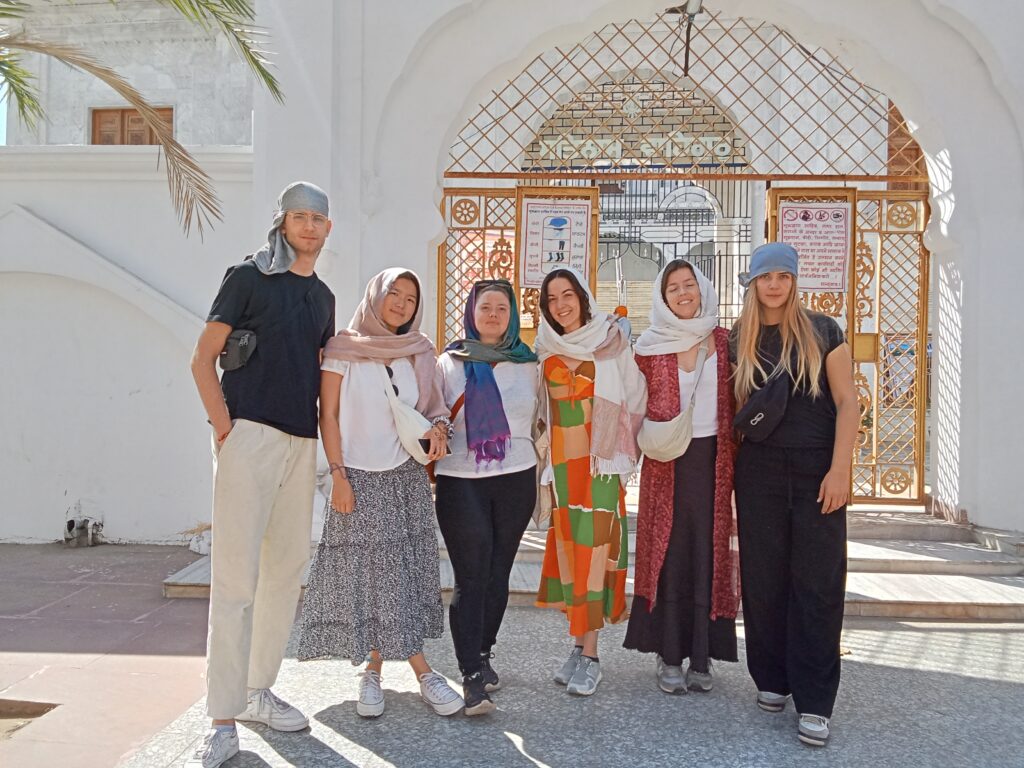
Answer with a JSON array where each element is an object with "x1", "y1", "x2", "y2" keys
[
  {"x1": 1, "y1": 32, "x2": 222, "y2": 236},
  {"x1": 154, "y1": 0, "x2": 284, "y2": 103},
  {"x1": 0, "y1": 1, "x2": 27, "y2": 21},
  {"x1": 0, "y1": 49, "x2": 44, "y2": 126}
]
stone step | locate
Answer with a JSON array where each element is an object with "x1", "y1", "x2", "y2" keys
[
  {"x1": 166, "y1": 554, "x2": 1024, "y2": 620},
  {"x1": 845, "y1": 509, "x2": 976, "y2": 542},
  {"x1": 493, "y1": 564, "x2": 1024, "y2": 620},
  {"x1": 847, "y1": 539, "x2": 1024, "y2": 576}
]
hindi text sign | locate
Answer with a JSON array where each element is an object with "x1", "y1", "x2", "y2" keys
[
  {"x1": 518, "y1": 197, "x2": 593, "y2": 289},
  {"x1": 778, "y1": 200, "x2": 853, "y2": 292}
]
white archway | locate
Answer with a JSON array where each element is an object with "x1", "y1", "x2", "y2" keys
[{"x1": 357, "y1": 0, "x2": 1024, "y2": 530}]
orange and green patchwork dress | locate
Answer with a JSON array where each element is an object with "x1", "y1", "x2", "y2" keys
[{"x1": 535, "y1": 356, "x2": 629, "y2": 636}]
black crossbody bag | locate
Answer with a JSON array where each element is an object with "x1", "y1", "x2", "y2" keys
[
  {"x1": 733, "y1": 372, "x2": 790, "y2": 442},
  {"x1": 219, "y1": 285, "x2": 315, "y2": 371}
]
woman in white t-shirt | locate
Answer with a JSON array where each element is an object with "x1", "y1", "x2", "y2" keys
[
  {"x1": 433, "y1": 279, "x2": 539, "y2": 716},
  {"x1": 297, "y1": 268, "x2": 464, "y2": 720}
]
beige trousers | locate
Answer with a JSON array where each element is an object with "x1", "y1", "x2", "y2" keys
[{"x1": 205, "y1": 418, "x2": 316, "y2": 719}]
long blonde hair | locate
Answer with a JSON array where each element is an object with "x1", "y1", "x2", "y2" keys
[{"x1": 733, "y1": 279, "x2": 824, "y2": 403}]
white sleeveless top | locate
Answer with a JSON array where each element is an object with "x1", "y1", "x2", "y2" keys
[{"x1": 678, "y1": 352, "x2": 719, "y2": 438}]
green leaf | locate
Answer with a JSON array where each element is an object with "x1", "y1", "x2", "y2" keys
[
  {"x1": 1, "y1": 33, "x2": 223, "y2": 237},
  {"x1": 0, "y1": 49, "x2": 44, "y2": 127},
  {"x1": 154, "y1": 0, "x2": 284, "y2": 103}
]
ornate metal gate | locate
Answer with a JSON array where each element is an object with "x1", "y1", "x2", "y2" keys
[{"x1": 437, "y1": 8, "x2": 930, "y2": 502}]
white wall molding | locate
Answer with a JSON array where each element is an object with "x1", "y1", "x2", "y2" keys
[
  {"x1": 0, "y1": 146, "x2": 253, "y2": 182},
  {"x1": 0, "y1": 205, "x2": 203, "y2": 349}
]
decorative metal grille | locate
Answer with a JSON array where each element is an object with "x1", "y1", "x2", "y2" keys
[
  {"x1": 447, "y1": 10, "x2": 927, "y2": 180},
  {"x1": 439, "y1": 8, "x2": 931, "y2": 503},
  {"x1": 437, "y1": 190, "x2": 518, "y2": 346},
  {"x1": 850, "y1": 192, "x2": 929, "y2": 503}
]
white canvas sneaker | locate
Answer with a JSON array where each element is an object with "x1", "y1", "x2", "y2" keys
[
  {"x1": 184, "y1": 728, "x2": 239, "y2": 768},
  {"x1": 235, "y1": 688, "x2": 309, "y2": 731},
  {"x1": 418, "y1": 671, "x2": 464, "y2": 716},
  {"x1": 357, "y1": 669, "x2": 385, "y2": 718}
]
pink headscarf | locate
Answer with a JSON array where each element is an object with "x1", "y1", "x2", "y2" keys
[{"x1": 324, "y1": 268, "x2": 447, "y2": 420}]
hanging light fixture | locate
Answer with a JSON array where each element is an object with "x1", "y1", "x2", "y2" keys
[{"x1": 666, "y1": 1, "x2": 704, "y2": 76}]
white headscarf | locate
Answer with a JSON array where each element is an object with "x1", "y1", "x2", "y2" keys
[
  {"x1": 535, "y1": 267, "x2": 647, "y2": 478},
  {"x1": 634, "y1": 259, "x2": 719, "y2": 357}
]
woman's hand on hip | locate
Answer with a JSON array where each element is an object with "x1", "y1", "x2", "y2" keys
[
  {"x1": 817, "y1": 466, "x2": 850, "y2": 514},
  {"x1": 330, "y1": 477, "x2": 355, "y2": 514}
]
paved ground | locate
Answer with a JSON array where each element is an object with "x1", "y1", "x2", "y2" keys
[
  {"x1": 126, "y1": 611, "x2": 1024, "y2": 768},
  {"x1": 0, "y1": 544, "x2": 207, "y2": 767},
  {"x1": 3, "y1": 544, "x2": 1023, "y2": 768}
]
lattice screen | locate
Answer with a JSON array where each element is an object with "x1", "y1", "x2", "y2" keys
[{"x1": 448, "y1": 10, "x2": 926, "y2": 180}]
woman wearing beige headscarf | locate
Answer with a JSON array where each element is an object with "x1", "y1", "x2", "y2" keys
[{"x1": 297, "y1": 268, "x2": 464, "y2": 719}]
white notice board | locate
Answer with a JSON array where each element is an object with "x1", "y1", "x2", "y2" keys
[
  {"x1": 517, "y1": 196, "x2": 594, "y2": 289},
  {"x1": 778, "y1": 200, "x2": 854, "y2": 292}
]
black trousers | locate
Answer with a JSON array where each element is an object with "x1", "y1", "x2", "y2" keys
[
  {"x1": 435, "y1": 467, "x2": 536, "y2": 675},
  {"x1": 735, "y1": 442, "x2": 847, "y2": 718}
]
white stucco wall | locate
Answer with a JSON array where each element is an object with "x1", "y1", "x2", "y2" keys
[
  {"x1": 5, "y1": 0, "x2": 253, "y2": 146},
  {"x1": 0, "y1": 148, "x2": 256, "y2": 542},
  {"x1": 254, "y1": 0, "x2": 1022, "y2": 530},
  {"x1": 3, "y1": 0, "x2": 1024, "y2": 539}
]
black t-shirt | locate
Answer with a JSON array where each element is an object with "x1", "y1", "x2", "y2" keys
[
  {"x1": 207, "y1": 260, "x2": 335, "y2": 438},
  {"x1": 729, "y1": 312, "x2": 845, "y2": 448}
]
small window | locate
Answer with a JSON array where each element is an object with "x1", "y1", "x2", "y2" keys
[{"x1": 91, "y1": 107, "x2": 173, "y2": 145}]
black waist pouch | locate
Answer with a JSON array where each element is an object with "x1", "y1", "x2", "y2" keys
[{"x1": 733, "y1": 374, "x2": 790, "y2": 442}]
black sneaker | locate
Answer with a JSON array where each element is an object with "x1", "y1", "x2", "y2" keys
[
  {"x1": 480, "y1": 652, "x2": 501, "y2": 692},
  {"x1": 462, "y1": 671, "x2": 496, "y2": 716}
]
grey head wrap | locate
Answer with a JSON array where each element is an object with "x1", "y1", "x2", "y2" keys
[{"x1": 250, "y1": 181, "x2": 330, "y2": 275}]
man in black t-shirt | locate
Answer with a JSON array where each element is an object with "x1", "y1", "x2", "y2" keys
[{"x1": 187, "y1": 182, "x2": 336, "y2": 768}]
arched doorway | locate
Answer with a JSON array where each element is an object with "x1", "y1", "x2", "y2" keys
[{"x1": 437, "y1": 8, "x2": 929, "y2": 504}]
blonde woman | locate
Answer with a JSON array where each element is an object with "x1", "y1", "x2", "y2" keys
[{"x1": 729, "y1": 243, "x2": 858, "y2": 748}]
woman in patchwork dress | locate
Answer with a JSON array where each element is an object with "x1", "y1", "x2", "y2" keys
[
  {"x1": 297, "y1": 268, "x2": 464, "y2": 719},
  {"x1": 534, "y1": 267, "x2": 647, "y2": 696}
]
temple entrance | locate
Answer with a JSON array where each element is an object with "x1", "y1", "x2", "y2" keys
[{"x1": 437, "y1": 8, "x2": 929, "y2": 502}]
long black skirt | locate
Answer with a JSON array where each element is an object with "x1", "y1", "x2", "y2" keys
[{"x1": 624, "y1": 435, "x2": 737, "y2": 669}]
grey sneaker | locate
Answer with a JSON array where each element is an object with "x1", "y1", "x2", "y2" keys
[
  {"x1": 236, "y1": 688, "x2": 308, "y2": 731},
  {"x1": 566, "y1": 656, "x2": 602, "y2": 696},
  {"x1": 184, "y1": 728, "x2": 239, "y2": 768},
  {"x1": 356, "y1": 669, "x2": 385, "y2": 718},
  {"x1": 554, "y1": 646, "x2": 583, "y2": 685},
  {"x1": 757, "y1": 690, "x2": 790, "y2": 713},
  {"x1": 798, "y1": 714, "x2": 830, "y2": 746},
  {"x1": 685, "y1": 660, "x2": 714, "y2": 692},
  {"x1": 418, "y1": 671, "x2": 464, "y2": 716},
  {"x1": 656, "y1": 656, "x2": 687, "y2": 694}
]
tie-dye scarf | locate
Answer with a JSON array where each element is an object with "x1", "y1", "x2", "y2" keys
[{"x1": 446, "y1": 280, "x2": 537, "y2": 465}]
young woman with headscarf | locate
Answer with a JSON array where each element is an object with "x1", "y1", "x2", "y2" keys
[
  {"x1": 433, "y1": 279, "x2": 539, "y2": 715},
  {"x1": 623, "y1": 259, "x2": 740, "y2": 695},
  {"x1": 297, "y1": 268, "x2": 464, "y2": 719},
  {"x1": 533, "y1": 267, "x2": 647, "y2": 697}
]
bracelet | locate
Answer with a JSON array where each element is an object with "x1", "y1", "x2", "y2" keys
[
  {"x1": 217, "y1": 429, "x2": 231, "y2": 442},
  {"x1": 431, "y1": 416, "x2": 454, "y2": 442},
  {"x1": 329, "y1": 463, "x2": 347, "y2": 479}
]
